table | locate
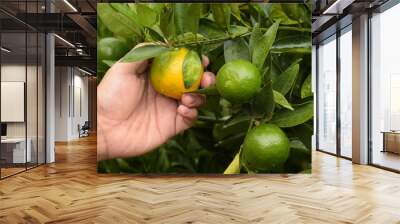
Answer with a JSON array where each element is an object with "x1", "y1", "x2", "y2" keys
[
  {"x1": 382, "y1": 131, "x2": 400, "y2": 154},
  {"x1": 1, "y1": 138, "x2": 31, "y2": 163}
]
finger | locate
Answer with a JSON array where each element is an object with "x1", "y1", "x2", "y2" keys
[
  {"x1": 200, "y1": 72, "x2": 216, "y2": 88},
  {"x1": 177, "y1": 104, "x2": 198, "y2": 119},
  {"x1": 176, "y1": 105, "x2": 198, "y2": 133},
  {"x1": 202, "y1": 55, "x2": 209, "y2": 68},
  {"x1": 181, "y1": 93, "x2": 205, "y2": 108}
]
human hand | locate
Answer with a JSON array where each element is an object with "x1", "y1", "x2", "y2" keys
[{"x1": 97, "y1": 57, "x2": 215, "y2": 160}]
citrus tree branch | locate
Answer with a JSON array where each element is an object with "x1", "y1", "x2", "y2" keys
[{"x1": 174, "y1": 32, "x2": 251, "y2": 48}]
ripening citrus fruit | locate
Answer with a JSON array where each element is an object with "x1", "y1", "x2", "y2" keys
[
  {"x1": 150, "y1": 48, "x2": 203, "y2": 99},
  {"x1": 216, "y1": 59, "x2": 261, "y2": 103},
  {"x1": 241, "y1": 124, "x2": 290, "y2": 173}
]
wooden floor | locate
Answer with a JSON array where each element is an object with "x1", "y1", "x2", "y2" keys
[
  {"x1": 0, "y1": 136, "x2": 400, "y2": 224},
  {"x1": 1, "y1": 167, "x2": 26, "y2": 178}
]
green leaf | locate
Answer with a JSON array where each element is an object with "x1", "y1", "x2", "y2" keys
[
  {"x1": 249, "y1": 23, "x2": 262, "y2": 59},
  {"x1": 199, "y1": 18, "x2": 227, "y2": 39},
  {"x1": 110, "y1": 3, "x2": 140, "y2": 24},
  {"x1": 102, "y1": 60, "x2": 116, "y2": 67},
  {"x1": 285, "y1": 138, "x2": 311, "y2": 173},
  {"x1": 264, "y1": 4, "x2": 299, "y2": 25},
  {"x1": 273, "y1": 90, "x2": 294, "y2": 111},
  {"x1": 224, "y1": 152, "x2": 241, "y2": 174},
  {"x1": 97, "y1": 16, "x2": 113, "y2": 38},
  {"x1": 272, "y1": 61, "x2": 300, "y2": 95},
  {"x1": 281, "y1": 4, "x2": 309, "y2": 24},
  {"x1": 272, "y1": 35, "x2": 312, "y2": 54},
  {"x1": 145, "y1": 3, "x2": 165, "y2": 14},
  {"x1": 230, "y1": 4, "x2": 249, "y2": 27},
  {"x1": 160, "y1": 5, "x2": 175, "y2": 39},
  {"x1": 215, "y1": 133, "x2": 246, "y2": 149},
  {"x1": 121, "y1": 44, "x2": 169, "y2": 62},
  {"x1": 211, "y1": 4, "x2": 231, "y2": 29},
  {"x1": 223, "y1": 38, "x2": 250, "y2": 63},
  {"x1": 252, "y1": 81, "x2": 275, "y2": 120},
  {"x1": 301, "y1": 75, "x2": 312, "y2": 99},
  {"x1": 229, "y1": 25, "x2": 250, "y2": 37},
  {"x1": 98, "y1": 3, "x2": 142, "y2": 38},
  {"x1": 146, "y1": 25, "x2": 167, "y2": 42},
  {"x1": 252, "y1": 21, "x2": 280, "y2": 70},
  {"x1": 129, "y1": 3, "x2": 158, "y2": 27},
  {"x1": 271, "y1": 101, "x2": 313, "y2": 128},
  {"x1": 213, "y1": 114, "x2": 251, "y2": 140},
  {"x1": 288, "y1": 123, "x2": 313, "y2": 149},
  {"x1": 290, "y1": 139, "x2": 309, "y2": 151},
  {"x1": 190, "y1": 86, "x2": 220, "y2": 95},
  {"x1": 174, "y1": 3, "x2": 202, "y2": 36}
]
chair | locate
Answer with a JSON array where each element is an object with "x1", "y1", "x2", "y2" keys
[{"x1": 79, "y1": 121, "x2": 90, "y2": 138}]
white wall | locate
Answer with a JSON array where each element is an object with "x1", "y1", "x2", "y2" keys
[
  {"x1": 1, "y1": 65, "x2": 38, "y2": 137},
  {"x1": 54, "y1": 66, "x2": 89, "y2": 141},
  {"x1": 1, "y1": 63, "x2": 46, "y2": 164}
]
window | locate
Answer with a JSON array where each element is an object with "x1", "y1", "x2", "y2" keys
[
  {"x1": 339, "y1": 27, "x2": 352, "y2": 158},
  {"x1": 370, "y1": 3, "x2": 400, "y2": 171},
  {"x1": 317, "y1": 35, "x2": 337, "y2": 154}
]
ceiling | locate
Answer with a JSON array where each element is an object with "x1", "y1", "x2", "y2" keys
[
  {"x1": 0, "y1": 0, "x2": 97, "y2": 74},
  {"x1": 312, "y1": 0, "x2": 390, "y2": 43}
]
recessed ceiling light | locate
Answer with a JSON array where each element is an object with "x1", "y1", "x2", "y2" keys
[
  {"x1": 1, "y1": 47, "x2": 11, "y2": 53},
  {"x1": 54, "y1": 34, "x2": 75, "y2": 48},
  {"x1": 63, "y1": 0, "x2": 78, "y2": 12},
  {"x1": 322, "y1": 0, "x2": 354, "y2": 15},
  {"x1": 78, "y1": 67, "x2": 92, "y2": 76}
]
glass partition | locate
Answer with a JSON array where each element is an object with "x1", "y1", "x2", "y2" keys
[
  {"x1": 1, "y1": 30, "x2": 28, "y2": 177},
  {"x1": 317, "y1": 35, "x2": 337, "y2": 154},
  {"x1": 370, "y1": 4, "x2": 400, "y2": 171},
  {"x1": 0, "y1": 1, "x2": 46, "y2": 179}
]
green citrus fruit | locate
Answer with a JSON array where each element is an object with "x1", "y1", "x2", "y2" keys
[
  {"x1": 150, "y1": 48, "x2": 203, "y2": 99},
  {"x1": 97, "y1": 37, "x2": 129, "y2": 72},
  {"x1": 240, "y1": 124, "x2": 290, "y2": 172},
  {"x1": 216, "y1": 59, "x2": 261, "y2": 103}
]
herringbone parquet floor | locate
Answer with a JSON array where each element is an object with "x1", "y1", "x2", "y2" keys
[{"x1": 1, "y1": 135, "x2": 400, "y2": 224}]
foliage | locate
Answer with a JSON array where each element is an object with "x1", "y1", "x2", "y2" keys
[{"x1": 97, "y1": 3, "x2": 313, "y2": 174}]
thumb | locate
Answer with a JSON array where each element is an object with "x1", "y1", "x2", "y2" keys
[{"x1": 112, "y1": 60, "x2": 149, "y2": 76}]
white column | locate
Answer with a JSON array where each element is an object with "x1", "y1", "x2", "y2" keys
[
  {"x1": 45, "y1": 0, "x2": 56, "y2": 163},
  {"x1": 46, "y1": 32, "x2": 55, "y2": 163}
]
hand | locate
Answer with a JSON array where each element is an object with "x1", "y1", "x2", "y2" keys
[{"x1": 97, "y1": 57, "x2": 215, "y2": 160}]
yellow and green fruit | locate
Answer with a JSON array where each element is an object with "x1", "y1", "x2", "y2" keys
[{"x1": 150, "y1": 48, "x2": 203, "y2": 99}]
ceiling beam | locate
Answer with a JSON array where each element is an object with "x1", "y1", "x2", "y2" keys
[{"x1": 66, "y1": 13, "x2": 96, "y2": 46}]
